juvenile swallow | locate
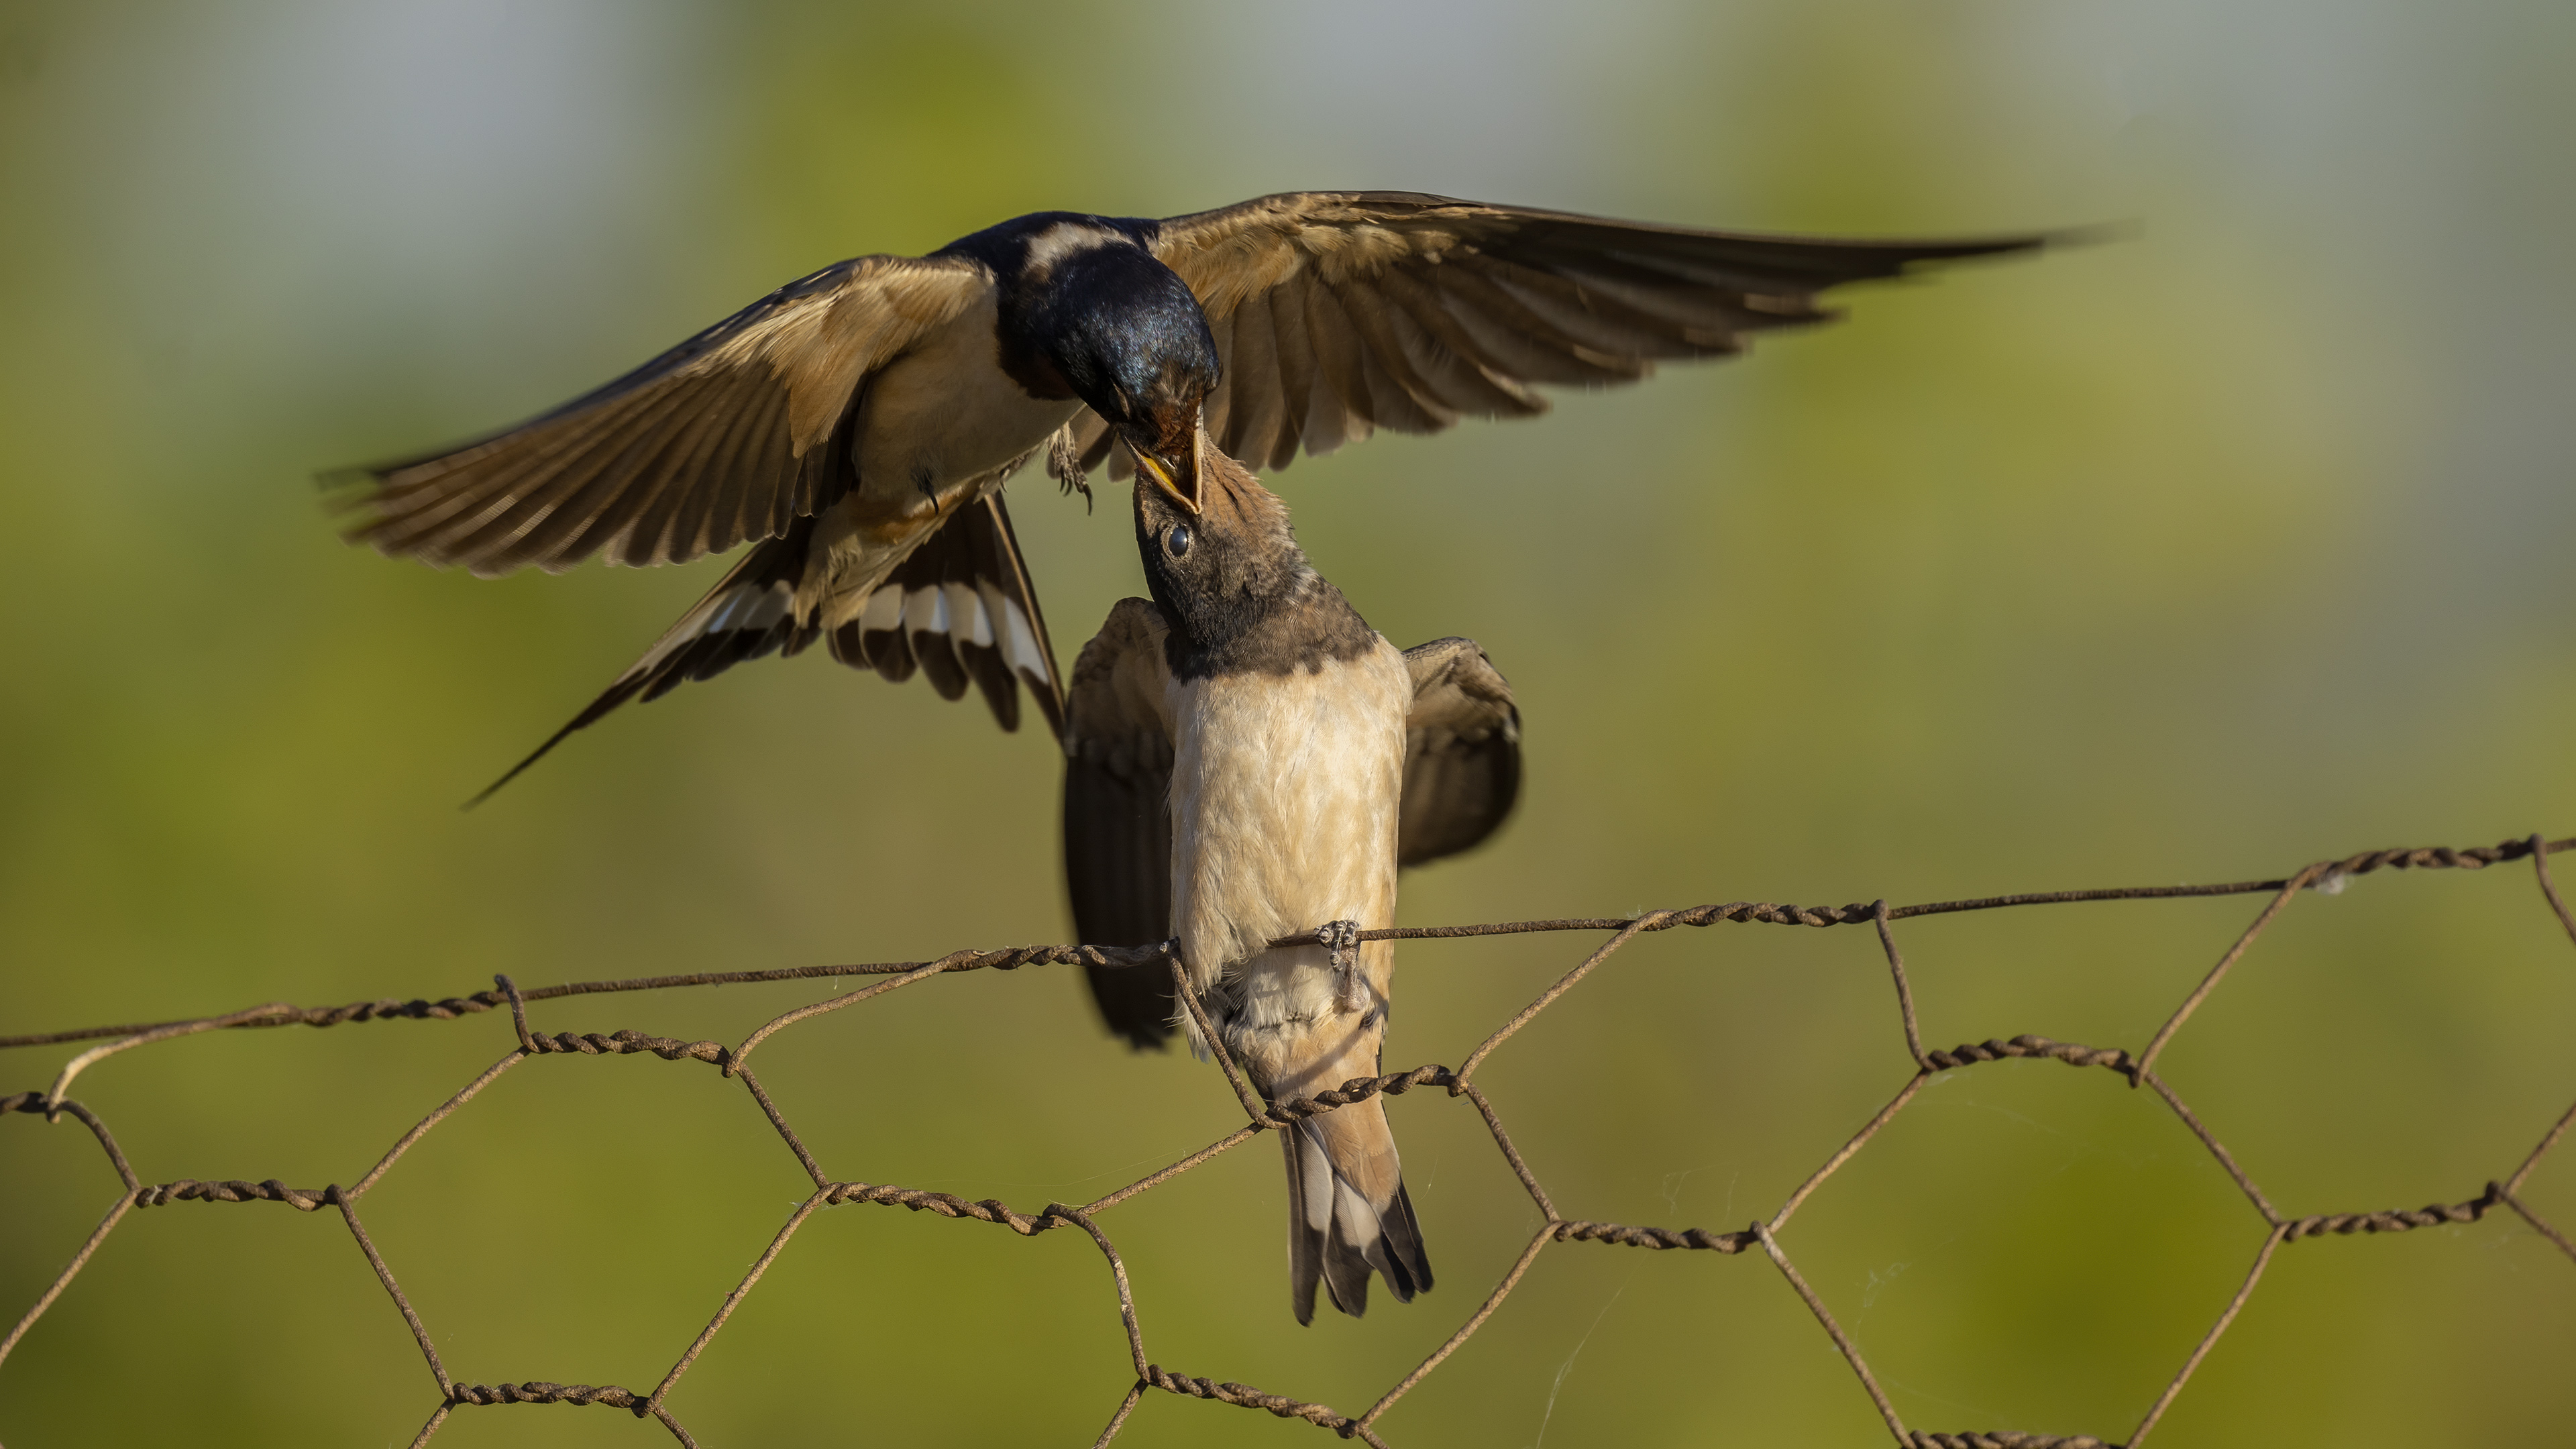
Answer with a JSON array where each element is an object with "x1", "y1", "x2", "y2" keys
[
  {"x1": 1060, "y1": 440, "x2": 1520, "y2": 1322},
  {"x1": 331, "y1": 193, "x2": 2039, "y2": 795}
]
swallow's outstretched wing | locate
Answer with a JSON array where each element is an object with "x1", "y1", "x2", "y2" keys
[
  {"x1": 1061, "y1": 604, "x2": 1523, "y2": 1046},
  {"x1": 335, "y1": 254, "x2": 990, "y2": 577},
  {"x1": 1063, "y1": 191, "x2": 2041, "y2": 474}
]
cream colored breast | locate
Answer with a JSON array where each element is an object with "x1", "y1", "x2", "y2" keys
[
  {"x1": 852, "y1": 293, "x2": 1082, "y2": 498},
  {"x1": 1167, "y1": 639, "x2": 1411, "y2": 988}
]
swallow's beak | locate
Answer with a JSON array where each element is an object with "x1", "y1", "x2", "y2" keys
[{"x1": 1128, "y1": 433, "x2": 1201, "y2": 514}]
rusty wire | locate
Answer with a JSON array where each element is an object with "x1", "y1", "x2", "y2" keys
[{"x1": 4, "y1": 831, "x2": 2574, "y2": 1446}]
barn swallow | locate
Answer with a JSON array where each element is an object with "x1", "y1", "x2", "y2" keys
[
  {"x1": 1060, "y1": 439, "x2": 1519, "y2": 1322},
  {"x1": 331, "y1": 193, "x2": 2041, "y2": 797}
]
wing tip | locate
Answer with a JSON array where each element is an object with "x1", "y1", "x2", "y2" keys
[
  {"x1": 1865, "y1": 221, "x2": 2113, "y2": 277},
  {"x1": 313, "y1": 461, "x2": 385, "y2": 495},
  {"x1": 2031, "y1": 219, "x2": 2138, "y2": 254}
]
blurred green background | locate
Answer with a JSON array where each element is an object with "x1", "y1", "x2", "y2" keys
[{"x1": 3, "y1": 0, "x2": 2572, "y2": 1444}]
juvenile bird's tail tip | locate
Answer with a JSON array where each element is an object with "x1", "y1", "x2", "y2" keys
[{"x1": 1284, "y1": 1126, "x2": 1433, "y2": 1324}]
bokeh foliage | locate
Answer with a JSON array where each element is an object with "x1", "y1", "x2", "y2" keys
[{"x1": 3, "y1": 0, "x2": 2572, "y2": 1444}]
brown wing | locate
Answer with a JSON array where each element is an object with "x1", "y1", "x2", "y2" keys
[
  {"x1": 1397, "y1": 636, "x2": 1521, "y2": 868},
  {"x1": 335, "y1": 253, "x2": 991, "y2": 577},
  {"x1": 1061, "y1": 598, "x2": 1180, "y2": 1049},
  {"x1": 468, "y1": 493, "x2": 1063, "y2": 806},
  {"x1": 1069, "y1": 192, "x2": 2043, "y2": 475}
]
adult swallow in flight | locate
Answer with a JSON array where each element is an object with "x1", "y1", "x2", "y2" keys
[
  {"x1": 331, "y1": 193, "x2": 2039, "y2": 798},
  {"x1": 1061, "y1": 437, "x2": 1519, "y2": 1321}
]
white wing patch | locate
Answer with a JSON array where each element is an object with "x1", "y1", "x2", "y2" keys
[
  {"x1": 1000, "y1": 590, "x2": 1050, "y2": 679},
  {"x1": 816, "y1": 495, "x2": 1063, "y2": 735},
  {"x1": 607, "y1": 503, "x2": 1061, "y2": 732},
  {"x1": 860, "y1": 581, "x2": 904, "y2": 634},
  {"x1": 944, "y1": 581, "x2": 991, "y2": 648},
  {"x1": 902, "y1": 580, "x2": 947, "y2": 639},
  {"x1": 863, "y1": 581, "x2": 1049, "y2": 696},
  {"x1": 492, "y1": 494, "x2": 1061, "y2": 811},
  {"x1": 615, "y1": 576, "x2": 804, "y2": 684},
  {"x1": 694, "y1": 578, "x2": 794, "y2": 639}
]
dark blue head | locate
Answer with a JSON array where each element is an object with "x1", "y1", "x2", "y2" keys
[{"x1": 941, "y1": 212, "x2": 1220, "y2": 511}]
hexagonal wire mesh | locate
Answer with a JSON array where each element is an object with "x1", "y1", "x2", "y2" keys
[{"x1": 5, "y1": 833, "x2": 2573, "y2": 1448}]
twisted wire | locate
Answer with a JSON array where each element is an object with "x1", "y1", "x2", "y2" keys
[
  {"x1": 1551, "y1": 1219, "x2": 1757, "y2": 1252},
  {"x1": 133, "y1": 1178, "x2": 343, "y2": 1210},
  {"x1": 1139, "y1": 1366, "x2": 1352, "y2": 1431},
  {"x1": 1923, "y1": 1035, "x2": 2135, "y2": 1073},
  {"x1": 3, "y1": 832, "x2": 2571, "y2": 1448},
  {"x1": 448, "y1": 1381, "x2": 645, "y2": 1410},
  {"x1": 1916, "y1": 1423, "x2": 2112, "y2": 1433}
]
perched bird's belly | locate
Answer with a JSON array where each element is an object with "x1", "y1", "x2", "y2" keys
[
  {"x1": 848, "y1": 301, "x2": 1082, "y2": 540},
  {"x1": 1168, "y1": 641, "x2": 1411, "y2": 1078}
]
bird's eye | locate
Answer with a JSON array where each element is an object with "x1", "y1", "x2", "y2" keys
[{"x1": 1165, "y1": 524, "x2": 1191, "y2": 558}]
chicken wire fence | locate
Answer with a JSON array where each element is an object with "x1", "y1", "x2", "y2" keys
[{"x1": 5, "y1": 831, "x2": 2573, "y2": 1448}]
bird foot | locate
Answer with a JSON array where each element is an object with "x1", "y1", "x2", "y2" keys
[
  {"x1": 1320, "y1": 919, "x2": 1367, "y2": 1012},
  {"x1": 1044, "y1": 423, "x2": 1092, "y2": 511}
]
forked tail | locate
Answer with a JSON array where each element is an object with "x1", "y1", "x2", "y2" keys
[{"x1": 1279, "y1": 1098, "x2": 1433, "y2": 1324}]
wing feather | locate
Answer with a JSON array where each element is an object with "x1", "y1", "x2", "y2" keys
[
  {"x1": 826, "y1": 492, "x2": 1064, "y2": 728},
  {"x1": 1061, "y1": 598, "x2": 1181, "y2": 1049},
  {"x1": 467, "y1": 489, "x2": 1062, "y2": 805},
  {"x1": 1216, "y1": 284, "x2": 1286, "y2": 468},
  {"x1": 1424, "y1": 264, "x2": 1642, "y2": 384},
  {"x1": 336, "y1": 254, "x2": 991, "y2": 576},
  {"x1": 1368, "y1": 266, "x2": 1544, "y2": 417},
  {"x1": 597, "y1": 368, "x2": 757, "y2": 567},
  {"x1": 508, "y1": 374, "x2": 722, "y2": 566},
  {"x1": 1397, "y1": 637, "x2": 1522, "y2": 868},
  {"x1": 1150, "y1": 191, "x2": 2042, "y2": 472},
  {"x1": 1296, "y1": 275, "x2": 1374, "y2": 452},
  {"x1": 549, "y1": 369, "x2": 743, "y2": 561},
  {"x1": 462, "y1": 522, "x2": 824, "y2": 805},
  {"x1": 1263, "y1": 278, "x2": 1328, "y2": 465}
]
